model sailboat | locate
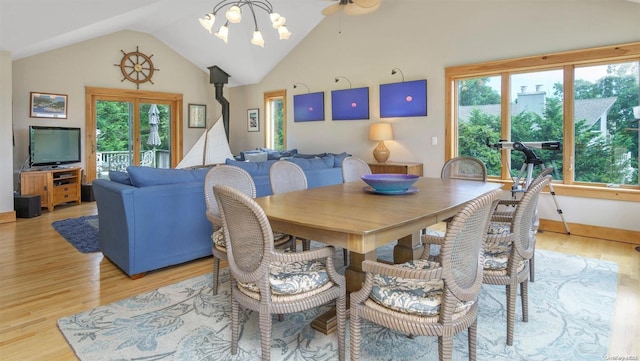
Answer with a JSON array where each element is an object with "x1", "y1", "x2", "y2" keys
[{"x1": 176, "y1": 116, "x2": 234, "y2": 168}]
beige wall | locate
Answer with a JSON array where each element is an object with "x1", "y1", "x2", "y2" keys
[
  {"x1": 11, "y1": 30, "x2": 220, "y2": 189},
  {"x1": 228, "y1": 1, "x2": 640, "y2": 231},
  {"x1": 1, "y1": 51, "x2": 14, "y2": 214}
]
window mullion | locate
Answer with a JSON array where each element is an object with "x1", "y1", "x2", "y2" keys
[{"x1": 562, "y1": 65, "x2": 576, "y2": 185}]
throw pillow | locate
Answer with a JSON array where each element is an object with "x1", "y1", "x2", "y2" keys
[
  {"x1": 245, "y1": 152, "x2": 268, "y2": 162},
  {"x1": 238, "y1": 149, "x2": 264, "y2": 161},
  {"x1": 126, "y1": 166, "x2": 210, "y2": 187},
  {"x1": 293, "y1": 153, "x2": 327, "y2": 159},
  {"x1": 288, "y1": 154, "x2": 335, "y2": 169},
  {"x1": 327, "y1": 152, "x2": 352, "y2": 167},
  {"x1": 108, "y1": 171, "x2": 132, "y2": 185},
  {"x1": 225, "y1": 159, "x2": 277, "y2": 175}
]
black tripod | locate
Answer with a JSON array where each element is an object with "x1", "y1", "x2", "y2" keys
[{"x1": 511, "y1": 142, "x2": 570, "y2": 234}]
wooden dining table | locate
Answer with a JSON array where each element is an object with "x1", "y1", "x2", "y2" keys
[{"x1": 255, "y1": 177, "x2": 503, "y2": 334}]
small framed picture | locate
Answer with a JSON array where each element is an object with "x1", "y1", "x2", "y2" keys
[
  {"x1": 188, "y1": 104, "x2": 206, "y2": 128},
  {"x1": 30, "y1": 92, "x2": 68, "y2": 119},
  {"x1": 247, "y1": 108, "x2": 260, "y2": 132}
]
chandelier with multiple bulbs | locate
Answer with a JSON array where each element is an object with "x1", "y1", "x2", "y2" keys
[{"x1": 199, "y1": 0, "x2": 291, "y2": 47}]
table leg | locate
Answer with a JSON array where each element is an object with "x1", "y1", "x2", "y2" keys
[
  {"x1": 393, "y1": 230, "x2": 424, "y2": 263},
  {"x1": 311, "y1": 250, "x2": 377, "y2": 335}
]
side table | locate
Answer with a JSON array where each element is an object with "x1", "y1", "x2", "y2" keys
[{"x1": 368, "y1": 162, "x2": 423, "y2": 176}]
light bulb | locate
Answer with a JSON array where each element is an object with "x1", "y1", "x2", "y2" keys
[
  {"x1": 278, "y1": 25, "x2": 291, "y2": 40},
  {"x1": 199, "y1": 13, "x2": 215, "y2": 33},
  {"x1": 215, "y1": 25, "x2": 229, "y2": 43},
  {"x1": 226, "y1": 5, "x2": 242, "y2": 23},
  {"x1": 251, "y1": 31, "x2": 264, "y2": 47}
]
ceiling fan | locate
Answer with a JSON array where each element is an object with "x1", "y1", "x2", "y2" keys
[{"x1": 322, "y1": 0, "x2": 382, "y2": 16}]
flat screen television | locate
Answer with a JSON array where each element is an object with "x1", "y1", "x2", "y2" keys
[{"x1": 29, "y1": 125, "x2": 81, "y2": 168}]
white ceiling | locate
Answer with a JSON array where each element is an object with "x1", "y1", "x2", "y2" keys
[
  {"x1": 0, "y1": 0, "x2": 328, "y2": 86},
  {"x1": 1, "y1": 0, "x2": 637, "y2": 86}
]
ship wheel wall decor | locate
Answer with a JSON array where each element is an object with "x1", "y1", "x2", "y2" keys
[{"x1": 115, "y1": 46, "x2": 159, "y2": 89}]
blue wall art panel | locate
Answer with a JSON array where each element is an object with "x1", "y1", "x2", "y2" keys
[
  {"x1": 294, "y1": 92, "x2": 325, "y2": 122},
  {"x1": 379, "y1": 79, "x2": 427, "y2": 118},
  {"x1": 331, "y1": 87, "x2": 370, "y2": 120}
]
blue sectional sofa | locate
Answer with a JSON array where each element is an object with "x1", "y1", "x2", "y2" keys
[
  {"x1": 225, "y1": 152, "x2": 348, "y2": 197},
  {"x1": 92, "y1": 153, "x2": 349, "y2": 277}
]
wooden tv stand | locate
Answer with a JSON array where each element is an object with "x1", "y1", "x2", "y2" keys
[{"x1": 20, "y1": 167, "x2": 82, "y2": 212}]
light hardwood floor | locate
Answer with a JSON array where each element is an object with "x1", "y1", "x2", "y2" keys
[{"x1": 0, "y1": 202, "x2": 638, "y2": 360}]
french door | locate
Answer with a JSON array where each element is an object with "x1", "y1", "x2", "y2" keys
[{"x1": 84, "y1": 87, "x2": 183, "y2": 182}]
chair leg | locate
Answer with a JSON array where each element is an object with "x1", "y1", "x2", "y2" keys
[
  {"x1": 521, "y1": 279, "x2": 529, "y2": 323},
  {"x1": 343, "y1": 249, "x2": 349, "y2": 267},
  {"x1": 259, "y1": 311, "x2": 272, "y2": 361},
  {"x1": 336, "y1": 293, "x2": 346, "y2": 361},
  {"x1": 468, "y1": 319, "x2": 477, "y2": 361},
  {"x1": 529, "y1": 252, "x2": 536, "y2": 282},
  {"x1": 506, "y1": 284, "x2": 517, "y2": 346},
  {"x1": 349, "y1": 308, "x2": 361, "y2": 361},
  {"x1": 438, "y1": 335, "x2": 454, "y2": 361},
  {"x1": 231, "y1": 289, "x2": 239, "y2": 355},
  {"x1": 212, "y1": 256, "x2": 220, "y2": 295},
  {"x1": 302, "y1": 239, "x2": 310, "y2": 251}
]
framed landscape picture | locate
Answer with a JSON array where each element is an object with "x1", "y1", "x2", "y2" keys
[{"x1": 30, "y1": 92, "x2": 68, "y2": 119}]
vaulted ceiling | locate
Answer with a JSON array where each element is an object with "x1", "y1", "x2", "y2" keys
[
  {"x1": 1, "y1": 0, "x2": 636, "y2": 87},
  {"x1": 0, "y1": 0, "x2": 329, "y2": 86}
]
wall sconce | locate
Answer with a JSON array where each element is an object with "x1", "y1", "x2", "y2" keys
[
  {"x1": 334, "y1": 76, "x2": 352, "y2": 89},
  {"x1": 391, "y1": 68, "x2": 405, "y2": 82},
  {"x1": 369, "y1": 122, "x2": 394, "y2": 163},
  {"x1": 293, "y1": 83, "x2": 310, "y2": 93}
]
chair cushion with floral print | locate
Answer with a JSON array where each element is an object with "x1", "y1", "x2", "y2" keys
[
  {"x1": 211, "y1": 228, "x2": 290, "y2": 251},
  {"x1": 484, "y1": 222, "x2": 526, "y2": 273},
  {"x1": 370, "y1": 259, "x2": 474, "y2": 317},
  {"x1": 238, "y1": 259, "x2": 331, "y2": 297}
]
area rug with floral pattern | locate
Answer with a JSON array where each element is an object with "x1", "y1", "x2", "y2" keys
[{"x1": 57, "y1": 246, "x2": 617, "y2": 361}]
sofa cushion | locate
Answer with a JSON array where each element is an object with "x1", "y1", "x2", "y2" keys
[
  {"x1": 108, "y1": 171, "x2": 132, "y2": 185},
  {"x1": 245, "y1": 152, "x2": 268, "y2": 162},
  {"x1": 238, "y1": 149, "x2": 264, "y2": 161},
  {"x1": 225, "y1": 159, "x2": 278, "y2": 176},
  {"x1": 328, "y1": 152, "x2": 352, "y2": 167},
  {"x1": 293, "y1": 153, "x2": 327, "y2": 159},
  {"x1": 289, "y1": 154, "x2": 335, "y2": 169},
  {"x1": 126, "y1": 166, "x2": 210, "y2": 187}
]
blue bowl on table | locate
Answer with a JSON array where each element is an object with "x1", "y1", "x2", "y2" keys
[{"x1": 361, "y1": 174, "x2": 419, "y2": 193}]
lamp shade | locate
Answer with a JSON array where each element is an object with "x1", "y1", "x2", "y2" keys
[{"x1": 369, "y1": 123, "x2": 393, "y2": 141}]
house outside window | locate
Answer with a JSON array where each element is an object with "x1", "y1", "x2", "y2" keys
[{"x1": 446, "y1": 42, "x2": 640, "y2": 198}]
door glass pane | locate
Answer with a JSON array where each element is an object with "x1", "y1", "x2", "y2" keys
[
  {"x1": 509, "y1": 70, "x2": 564, "y2": 181},
  {"x1": 266, "y1": 96, "x2": 285, "y2": 150},
  {"x1": 574, "y1": 62, "x2": 639, "y2": 186},
  {"x1": 139, "y1": 103, "x2": 171, "y2": 168},
  {"x1": 456, "y1": 76, "x2": 502, "y2": 176},
  {"x1": 96, "y1": 100, "x2": 133, "y2": 179}
]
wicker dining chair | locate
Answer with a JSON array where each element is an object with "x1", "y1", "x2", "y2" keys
[
  {"x1": 423, "y1": 156, "x2": 488, "y2": 256},
  {"x1": 440, "y1": 156, "x2": 488, "y2": 181},
  {"x1": 350, "y1": 188, "x2": 502, "y2": 361},
  {"x1": 481, "y1": 174, "x2": 551, "y2": 345},
  {"x1": 269, "y1": 160, "x2": 312, "y2": 251},
  {"x1": 204, "y1": 165, "x2": 294, "y2": 295},
  {"x1": 341, "y1": 156, "x2": 372, "y2": 183},
  {"x1": 213, "y1": 184, "x2": 346, "y2": 361},
  {"x1": 339, "y1": 156, "x2": 372, "y2": 265},
  {"x1": 491, "y1": 166, "x2": 554, "y2": 282}
]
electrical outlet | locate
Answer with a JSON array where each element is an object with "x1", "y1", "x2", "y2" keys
[{"x1": 431, "y1": 136, "x2": 438, "y2": 145}]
